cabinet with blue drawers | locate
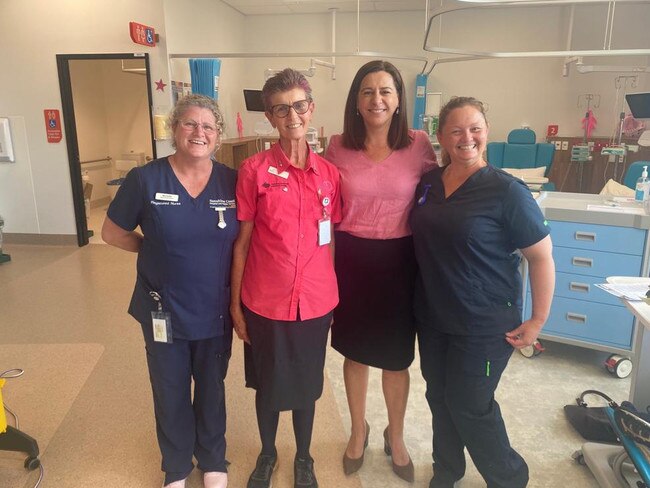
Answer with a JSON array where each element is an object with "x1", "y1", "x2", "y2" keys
[{"x1": 523, "y1": 192, "x2": 650, "y2": 359}]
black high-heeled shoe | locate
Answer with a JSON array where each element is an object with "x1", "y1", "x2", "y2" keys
[
  {"x1": 342, "y1": 420, "x2": 370, "y2": 475},
  {"x1": 383, "y1": 427, "x2": 414, "y2": 483}
]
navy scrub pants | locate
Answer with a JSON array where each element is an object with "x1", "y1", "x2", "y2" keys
[
  {"x1": 417, "y1": 326, "x2": 528, "y2": 488},
  {"x1": 141, "y1": 324, "x2": 230, "y2": 485}
]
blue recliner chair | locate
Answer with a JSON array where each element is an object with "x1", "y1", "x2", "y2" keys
[
  {"x1": 487, "y1": 128, "x2": 556, "y2": 190},
  {"x1": 623, "y1": 161, "x2": 650, "y2": 189}
]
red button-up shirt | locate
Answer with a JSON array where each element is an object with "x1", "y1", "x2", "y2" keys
[{"x1": 236, "y1": 142, "x2": 342, "y2": 321}]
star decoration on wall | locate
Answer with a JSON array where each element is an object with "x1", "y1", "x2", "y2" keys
[{"x1": 155, "y1": 79, "x2": 167, "y2": 92}]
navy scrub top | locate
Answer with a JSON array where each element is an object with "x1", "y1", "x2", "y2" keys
[
  {"x1": 107, "y1": 157, "x2": 239, "y2": 341},
  {"x1": 410, "y1": 165, "x2": 549, "y2": 336}
]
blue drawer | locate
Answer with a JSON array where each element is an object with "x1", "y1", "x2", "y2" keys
[
  {"x1": 525, "y1": 294, "x2": 634, "y2": 349},
  {"x1": 554, "y1": 272, "x2": 626, "y2": 307},
  {"x1": 553, "y1": 246, "x2": 642, "y2": 277},
  {"x1": 550, "y1": 220, "x2": 645, "y2": 255}
]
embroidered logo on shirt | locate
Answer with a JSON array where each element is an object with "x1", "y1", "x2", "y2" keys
[{"x1": 209, "y1": 199, "x2": 236, "y2": 209}]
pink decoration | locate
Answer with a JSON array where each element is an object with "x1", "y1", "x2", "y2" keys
[
  {"x1": 581, "y1": 109, "x2": 597, "y2": 138},
  {"x1": 623, "y1": 113, "x2": 647, "y2": 138},
  {"x1": 236, "y1": 112, "x2": 244, "y2": 138},
  {"x1": 155, "y1": 79, "x2": 167, "y2": 92}
]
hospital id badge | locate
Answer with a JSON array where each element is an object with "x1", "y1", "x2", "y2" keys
[
  {"x1": 151, "y1": 311, "x2": 173, "y2": 343},
  {"x1": 318, "y1": 217, "x2": 331, "y2": 246}
]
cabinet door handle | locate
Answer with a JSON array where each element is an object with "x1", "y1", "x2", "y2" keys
[
  {"x1": 569, "y1": 282, "x2": 590, "y2": 293},
  {"x1": 572, "y1": 257, "x2": 593, "y2": 268},
  {"x1": 575, "y1": 231, "x2": 596, "y2": 242},
  {"x1": 566, "y1": 312, "x2": 587, "y2": 324}
]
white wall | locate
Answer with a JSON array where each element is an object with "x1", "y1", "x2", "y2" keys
[
  {"x1": 0, "y1": 0, "x2": 648, "y2": 238},
  {"x1": 163, "y1": 0, "x2": 245, "y2": 139},
  {"x1": 231, "y1": 6, "x2": 648, "y2": 141},
  {"x1": 0, "y1": 0, "x2": 170, "y2": 236}
]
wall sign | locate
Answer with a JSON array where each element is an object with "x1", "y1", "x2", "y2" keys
[
  {"x1": 129, "y1": 21, "x2": 156, "y2": 47},
  {"x1": 44, "y1": 109, "x2": 62, "y2": 143}
]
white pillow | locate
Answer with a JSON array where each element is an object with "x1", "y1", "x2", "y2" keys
[
  {"x1": 600, "y1": 178, "x2": 635, "y2": 197},
  {"x1": 502, "y1": 167, "x2": 547, "y2": 179}
]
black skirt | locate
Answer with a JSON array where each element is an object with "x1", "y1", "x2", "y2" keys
[
  {"x1": 331, "y1": 231, "x2": 417, "y2": 371},
  {"x1": 243, "y1": 306, "x2": 332, "y2": 411}
]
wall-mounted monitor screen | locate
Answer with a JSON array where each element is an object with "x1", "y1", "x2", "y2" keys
[
  {"x1": 625, "y1": 92, "x2": 650, "y2": 146},
  {"x1": 626, "y1": 92, "x2": 650, "y2": 119},
  {"x1": 243, "y1": 89, "x2": 265, "y2": 112}
]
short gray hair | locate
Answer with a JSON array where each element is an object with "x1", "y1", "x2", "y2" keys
[{"x1": 261, "y1": 68, "x2": 313, "y2": 112}]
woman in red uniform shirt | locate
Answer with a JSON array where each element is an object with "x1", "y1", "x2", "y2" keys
[{"x1": 230, "y1": 68, "x2": 341, "y2": 488}]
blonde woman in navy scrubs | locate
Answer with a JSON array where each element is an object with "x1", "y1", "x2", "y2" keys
[{"x1": 102, "y1": 94, "x2": 237, "y2": 488}]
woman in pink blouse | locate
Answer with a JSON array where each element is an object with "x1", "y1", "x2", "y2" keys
[{"x1": 326, "y1": 60, "x2": 437, "y2": 482}]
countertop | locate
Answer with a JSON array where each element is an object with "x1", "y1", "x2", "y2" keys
[{"x1": 536, "y1": 191, "x2": 650, "y2": 229}]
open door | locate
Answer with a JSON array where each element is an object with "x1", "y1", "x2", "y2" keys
[{"x1": 57, "y1": 53, "x2": 156, "y2": 246}]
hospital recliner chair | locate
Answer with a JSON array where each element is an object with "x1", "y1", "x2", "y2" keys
[
  {"x1": 487, "y1": 128, "x2": 556, "y2": 190},
  {"x1": 622, "y1": 160, "x2": 650, "y2": 189}
]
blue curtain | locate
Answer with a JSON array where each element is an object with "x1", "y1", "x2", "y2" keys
[{"x1": 189, "y1": 58, "x2": 221, "y2": 99}]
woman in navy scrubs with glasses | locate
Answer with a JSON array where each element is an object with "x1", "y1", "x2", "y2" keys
[
  {"x1": 102, "y1": 94, "x2": 237, "y2": 488},
  {"x1": 410, "y1": 96, "x2": 555, "y2": 488}
]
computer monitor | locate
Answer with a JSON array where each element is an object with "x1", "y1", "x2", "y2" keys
[
  {"x1": 625, "y1": 92, "x2": 650, "y2": 146},
  {"x1": 243, "y1": 89, "x2": 265, "y2": 112}
]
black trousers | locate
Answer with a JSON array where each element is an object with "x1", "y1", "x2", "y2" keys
[
  {"x1": 141, "y1": 324, "x2": 231, "y2": 485},
  {"x1": 417, "y1": 326, "x2": 528, "y2": 488}
]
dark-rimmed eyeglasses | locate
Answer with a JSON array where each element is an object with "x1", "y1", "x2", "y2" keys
[
  {"x1": 269, "y1": 100, "x2": 311, "y2": 118},
  {"x1": 180, "y1": 120, "x2": 221, "y2": 135}
]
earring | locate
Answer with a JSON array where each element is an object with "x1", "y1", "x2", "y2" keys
[
  {"x1": 395, "y1": 107, "x2": 400, "y2": 115},
  {"x1": 356, "y1": 109, "x2": 360, "y2": 116}
]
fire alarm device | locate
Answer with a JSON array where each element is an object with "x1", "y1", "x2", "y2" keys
[{"x1": 0, "y1": 118, "x2": 14, "y2": 162}]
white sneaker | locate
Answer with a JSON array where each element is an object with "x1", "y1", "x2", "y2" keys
[
  {"x1": 204, "y1": 471, "x2": 228, "y2": 488},
  {"x1": 163, "y1": 479, "x2": 186, "y2": 488}
]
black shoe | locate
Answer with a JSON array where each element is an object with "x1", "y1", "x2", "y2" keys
[
  {"x1": 294, "y1": 456, "x2": 318, "y2": 488},
  {"x1": 429, "y1": 476, "x2": 457, "y2": 488},
  {"x1": 247, "y1": 453, "x2": 278, "y2": 488}
]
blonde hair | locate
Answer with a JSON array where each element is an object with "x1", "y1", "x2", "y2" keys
[{"x1": 437, "y1": 96, "x2": 488, "y2": 166}]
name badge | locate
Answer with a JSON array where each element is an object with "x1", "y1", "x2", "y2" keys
[
  {"x1": 268, "y1": 166, "x2": 289, "y2": 179},
  {"x1": 318, "y1": 217, "x2": 331, "y2": 246},
  {"x1": 155, "y1": 192, "x2": 179, "y2": 202}
]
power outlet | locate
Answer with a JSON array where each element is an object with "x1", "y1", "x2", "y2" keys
[
  {"x1": 554, "y1": 141, "x2": 561, "y2": 150},
  {"x1": 561, "y1": 141, "x2": 569, "y2": 150}
]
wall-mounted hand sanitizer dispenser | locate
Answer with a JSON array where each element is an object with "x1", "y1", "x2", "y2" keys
[{"x1": 0, "y1": 118, "x2": 15, "y2": 162}]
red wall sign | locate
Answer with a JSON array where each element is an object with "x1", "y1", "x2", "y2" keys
[
  {"x1": 44, "y1": 109, "x2": 62, "y2": 143},
  {"x1": 547, "y1": 125, "x2": 559, "y2": 138},
  {"x1": 129, "y1": 21, "x2": 156, "y2": 47}
]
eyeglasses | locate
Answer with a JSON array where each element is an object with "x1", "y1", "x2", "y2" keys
[
  {"x1": 269, "y1": 100, "x2": 311, "y2": 118},
  {"x1": 180, "y1": 120, "x2": 220, "y2": 134}
]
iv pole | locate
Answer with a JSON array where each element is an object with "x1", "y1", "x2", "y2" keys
[
  {"x1": 576, "y1": 94, "x2": 600, "y2": 192},
  {"x1": 611, "y1": 75, "x2": 638, "y2": 182}
]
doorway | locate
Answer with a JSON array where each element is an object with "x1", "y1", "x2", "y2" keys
[{"x1": 57, "y1": 53, "x2": 156, "y2": 246}]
